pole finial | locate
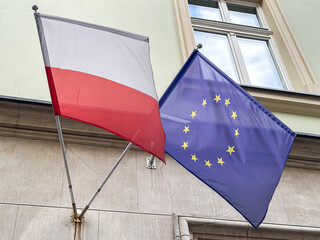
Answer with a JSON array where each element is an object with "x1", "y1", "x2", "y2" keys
[
  {"x1": 32, "y1": 5, "x2": 38, "y2": 13},
  {"x1": 196, "y1": 43, "x2": 203, "y2": 50}
]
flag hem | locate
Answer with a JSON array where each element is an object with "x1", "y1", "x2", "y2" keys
[
  {"x1": 58, "y1": 114, "x2": 165, "y2": 162},
  {"x1": 34, "y1": 13, "x2": 149, "y2": 43}
]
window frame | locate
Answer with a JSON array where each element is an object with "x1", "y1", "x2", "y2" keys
[
  {"x1": 187, "y1": 0, "x2": 291, "y2": 90},
  {"x1": 173, "y1": 0, "x2": 320, "y2": 94},
  {"x1": 177, "y1": 216, "x2": 320, "y2": 240}
]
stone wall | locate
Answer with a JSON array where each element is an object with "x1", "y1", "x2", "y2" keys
[{"x1": 0, "y1": 99, "x2": 319, "y2": 239}]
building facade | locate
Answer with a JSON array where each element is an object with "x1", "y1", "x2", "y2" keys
[{"x1": 0, "y1": 0, "x2": 319, "y2": 239}]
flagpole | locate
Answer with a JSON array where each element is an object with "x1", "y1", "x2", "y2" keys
[
  {"x1": 78, "y1": 142, "x2": 133, "y2": 219},
  {"x1": 55, "y1": 115, "x2": 78, "y2": 219},
  {"x1": 32, "y1": 5, "x2": 78, "y2": 219}
]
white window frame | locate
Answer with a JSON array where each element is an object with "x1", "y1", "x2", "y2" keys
[
  {"x1": 188, "y1": 0, "x2": 291, "y2": 89},
  {"x1": 173, "y1": 0, "x2": 320, "y2": 94}
]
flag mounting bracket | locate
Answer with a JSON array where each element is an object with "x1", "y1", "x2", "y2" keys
[
  {"x1": 146, "y1": 155, "x2": 156, "y2": 169},
  {"x1": 72, "y1": 209, "x2": 83, "y2": 223}
]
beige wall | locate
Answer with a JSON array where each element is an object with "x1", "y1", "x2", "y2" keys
[
  {"x1": 274, "y1": 112, "x2": 320, "y2": 135},
  {"x1": 279, "y1": 0, "x2": 320, "y2": 84}
]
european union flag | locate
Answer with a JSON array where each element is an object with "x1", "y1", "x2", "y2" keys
[{"x1": 159, "y1": 50, "x2": 296, "y2": 228}]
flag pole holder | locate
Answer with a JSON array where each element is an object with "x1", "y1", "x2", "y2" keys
[
  {"x1": 146, "y1": 155, "x2": 156, "y2": 169},
  {"x1": 55, "y1": 116, "x2": 79, "y2": 220},
  {"x1": 72, "y1": 218, "x2": 83, "y2": 223},
  {"x1": 72, "y1": 209, "x2": 83, "y2": 223}
]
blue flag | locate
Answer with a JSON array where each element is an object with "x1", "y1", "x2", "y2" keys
[{"x1": 159, "y1": 50, "x2": 296, "y2": 228}]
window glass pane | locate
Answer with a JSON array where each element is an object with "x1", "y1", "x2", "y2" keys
[
  {"x1": 238, "y1": 38, "x2": 283, "y2": 89},
  {"x1": 188, "y1": 0, "x2": 221, "y2": 21},
  {"x1": 227, "y1": 4, "x2": 260, "y2": 27},
  {"x1": 194, "y1": 31, "x2": 239, "y2": 82}
]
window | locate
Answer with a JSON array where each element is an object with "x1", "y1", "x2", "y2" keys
[
  {"x1": 187, "y1": 0, "x2": 289, "y2": 90},
  {"x1": 174, "y1": 0, "x2": 319, "y2": 94}
]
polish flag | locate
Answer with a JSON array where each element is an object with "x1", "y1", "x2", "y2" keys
[{"x1": 35, "y1": 13, "x2": 165, "y2": 162}]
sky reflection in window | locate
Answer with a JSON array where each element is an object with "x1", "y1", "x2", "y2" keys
[
  {"x1": 229, "y1": 11, "x2": 260, "y2": 27},
  {"x1": 227, "y1": 4, "x2": 260, "y2": 27},
  {"x1": 194, "y1": 31, "x2": 239, "y2": 82},
  {"x1": 188, "y1": 4, "x2": 221, "y2": 21},
  {"x1": 238, "y1": 38, "x2": 283, "y2": 89}
]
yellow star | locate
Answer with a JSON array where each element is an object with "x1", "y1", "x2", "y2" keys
[
  {"x1": 213, "y1": 95, "x2": 221, "y2": 103},
  {"x1": 183, "y1": 126, "x2": 190, "y2": 134},
  {"x1": 217, "y1": 157, "x2": 225, "y2": 166},
  {"x1": 231, "y1": 111, "x2": 237, "y2": 120},
  {"x1": 225, "y1": 98, "x2": 231, "y2": 107},
  {"x1": 205, "y1": 160, "x2": 212, "y2": 168},
  {"x1": 181, "y1": 142, "x2": 189, "y2": 150},
  {"x1": 234, "y1": 129, "x2": 240, "y2": 138},
  {"x1": 191, "y1": 154, "x2": 198, "y2": 162},
  {"x1": 190, "y1": 111, "x2": 197, "y2": 119},
  {"x1": 226, "y1": 146, "x2": 235, "y2": 155},
  {"x1": 201, "y1": 99, "x2": 207, "y2": 107}
]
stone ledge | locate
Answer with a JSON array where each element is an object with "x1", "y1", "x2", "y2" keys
[
  {"x1": 0, "y1": 96, "x2": 319, "y2": 168},
  {"x1": 0, "y1": 99, "x2": 137, "y2": 150},
  {"x1": 243, "y1": 86, "x2": 320, "y2": 117}
]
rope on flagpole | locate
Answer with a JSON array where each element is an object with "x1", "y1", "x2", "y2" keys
[
  {"x1": 78, "y1": 142, "x2": 133, "y2": 220},
  {"x1": 55, "y1": 116, "x2": 78, "y2": 219}
]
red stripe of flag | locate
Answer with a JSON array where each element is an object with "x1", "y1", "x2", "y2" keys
[{"x1": 47, "y1": 67, "x2": 165, "y2": 161}]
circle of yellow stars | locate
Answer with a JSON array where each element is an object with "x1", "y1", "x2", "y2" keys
[{"x1": 181, "y1": 94, "x2": 240, "y2": 168}]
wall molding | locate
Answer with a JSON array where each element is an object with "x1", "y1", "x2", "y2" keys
[
  {"x1": 263, "y1": 0, "x2": 320, "y2": 93},
  {"x1": 243, "y1": 86, "x2": 320, "y2": 117},
  {"x1": 0, "y1": 97, "x2": 319, "y2": 169},
  {"x1": 173, "y1": 0, "x2": 195, "y2": 60},
  {"x1": 177, "y1": 216, "x2": 320, "y2": 240},
  {"x1": 0, "y1": 100, "x2": 132, "y2": 150}
]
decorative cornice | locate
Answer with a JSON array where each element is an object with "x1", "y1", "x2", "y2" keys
[
  {"x1": 0, "y1": 96, "x2": 319, "y2": 169},
  {"x1": 0, "y1": 99, "x2": 132, "y2": 150},
  {"x1": 192, "y1": 18, "x2": 272, "y2": 40},
  {"x1": 242, "y1": 86, "x2": 320, "y2": 117}
]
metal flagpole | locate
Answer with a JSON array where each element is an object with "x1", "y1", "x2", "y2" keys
[
  {"x1": 55, "y1": 115, "x2": 78, "y2": 219},
  {"x1": 32, "y1": 5, "x2": 78, "y2": 220},
  {"x1": 78, "y1": 142, "x2": 133, "y2": 219}
]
